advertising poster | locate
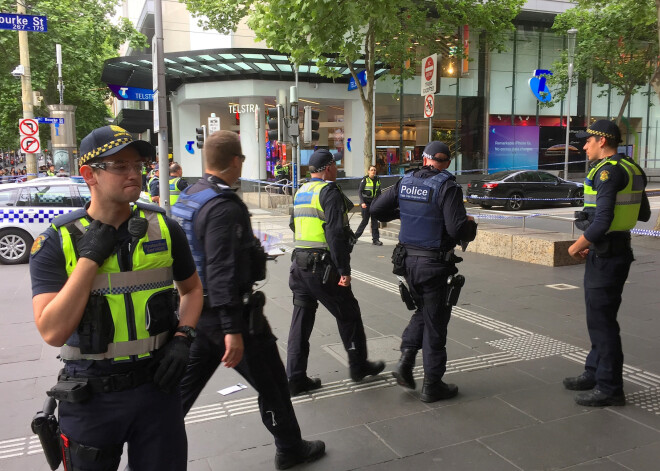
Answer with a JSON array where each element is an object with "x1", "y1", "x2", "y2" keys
[{"x1": 488, "y1": 126, "x2": 540, "y2": 172}]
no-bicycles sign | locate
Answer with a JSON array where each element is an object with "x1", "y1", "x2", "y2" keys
[{"x1": 424, "y1": 94, "x2": 435, "y2": 118}]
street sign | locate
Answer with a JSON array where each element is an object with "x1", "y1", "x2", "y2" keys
[
  {"x1": 348, "y1": 70, "x2": 367, "y2": 91},
  {"x1": 36, "y1": 117, "x2": 64, "y2": 125},
  {"x1": 0, "y1": 13, "x2": 47, "y2": 32},
  {"x1": 20, "y1": 135, "x2": 40, "y2": 154},
  {"x1": 421, "y1": 54, "x2": 438, "y2": 96},
  {"x1": 208, "y1": 116, "x2": 220, "y2": 135},
  {"x1": 108, "y1": 84, "x2": 154, "y2": 101},
  {"x1": 424, "y1": 94, "x2": 435, "y2": 118},
  {"x1": 19, "y1": 118, "x2": 38, "y2": 137}
]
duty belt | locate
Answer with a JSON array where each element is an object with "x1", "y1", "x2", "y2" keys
[
  {"x1": 58, "y1": 367, "x2": 153, "y2": 394},
  {"x1": 405, "y1": 247, "x2": 455, "y2": 262}
]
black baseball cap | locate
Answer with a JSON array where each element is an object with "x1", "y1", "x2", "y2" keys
[
  {"x1": 422, "y1": 141, "x2": 451, "y2": 161},
  {"x1": 79, "y1": 125, "x2": 156, "y2": 167},
  {"x1": 576, "y1": 120, "x2": 622, "y2": 143},
  {"x1": 309, "y1": 149, "x2": 341, "y2": 172}
]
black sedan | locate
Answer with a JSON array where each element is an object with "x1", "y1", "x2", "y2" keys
[{"x1": 465, "y1": 170, "x2": 584, "y2": 211}]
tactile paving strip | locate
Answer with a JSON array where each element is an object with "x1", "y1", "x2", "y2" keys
[{"x1": 487, "y1": 334, "x2": 582, "y2": 360}]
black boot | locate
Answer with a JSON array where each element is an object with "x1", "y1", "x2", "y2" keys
[
  {"x1": 392, "y1": 349, "x2": 417, "y2": 389},
  {"x1": 419, "y1": 379, "x2": 458, "y2": 403},
  {"x1": 288, "y1": 376, "x2": 322, "y2": 397},
  {"x1": 563, "y1": 372, "x2": 596, "y2": 391},
  {"x1": 350, "y1": 360, "x2": 385, "y2": 382},
  {"x1": 275, "y1": 440, "x2": 326, "y2": 470}
]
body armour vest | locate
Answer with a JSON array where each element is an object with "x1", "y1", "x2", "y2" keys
[
  {"x1": 362, "y1": 177, "x2": 381, "y2": 199},
  {"x1": 583, "y1": 155, "x2": 644, "y2": 232},
  {"x1": 398, "y1": 170, "x2": 453, "y2": 250},
  {"x1": 54, "y1": 203, "x2": 175, "y2": 362},
  {"x1": 169, "y1": 177, "x2": 182, "y2": 205},
  {"x1": 293, "y1": 181, "x2": 349, "y2": 250},
  {"x1": 147, "y1": 176, "x2": 158, "y2": 201}
]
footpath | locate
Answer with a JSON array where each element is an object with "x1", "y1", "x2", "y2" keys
[{"x1": 0, "y1": 206, "x2": 659, "y2": 470}]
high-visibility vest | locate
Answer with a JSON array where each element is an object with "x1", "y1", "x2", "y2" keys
[
  {"x1": 583, "y1": 156, "x2": 644, "y2": 232},
  {"x1": 169, "y1": 177, "x2": 182, "y2": 205},
  {"x1": 147, "y1": 176, "x2": 158, "y2": 201},
  {"x1": 362, "y1": 176, "x2": 381, "y2": 199},
  {"x1": 52, "y1": 204, "x2": 175, "y2": 361},
  {"x1": 293, "y1": 181, "x2": 348, "y2": 249}
]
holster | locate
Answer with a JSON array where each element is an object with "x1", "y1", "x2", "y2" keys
[
  {"x1": 391, "y1": 243, "x2": 407, "y2": 276},
  {"x1": 591, "y1": 235, "x2": 631, "y2": 258},
  {"x1": 446, "y1": 274, "x2": 465, "y2": 307},
  {"x1": 31, "y1": 397, "x2": 61, "y2": 470},
  {"x1": 397, "y1": 277, "x2": 417, "y2": 311},
  {"x1": 47, "y1": 375, "x2": 91, "y2": 404},
  {"x1": 246, "y1": 291, "x2": 271, "y2": 336}
]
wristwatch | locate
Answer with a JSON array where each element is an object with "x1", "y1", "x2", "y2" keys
[{"x1": 175, "y1": 326, "x2": 197, "y2": 342}]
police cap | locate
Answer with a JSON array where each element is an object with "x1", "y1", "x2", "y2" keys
[
  {"x1": 309, "y1": 149, "x2": 341, "y2": 172},
  {"x1": 79, "y1": 125, "x2": 156, "y2": 167},
  {"x1": 422, "y1": 141, "x2": 451, "y2": 162},
  {"x1": 576, "y1": 120, "x2": 622, "y2": 143}
]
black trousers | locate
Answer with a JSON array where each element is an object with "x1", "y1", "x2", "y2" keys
[
  {"x1": 400, "y1": 256, "x2": 457, "y2": 383},
  {"x1": 180, "y1": 311, "x2": 303, "y2": 451},
  {"x1": 583, "y1": 249, "x2": 633, "y2": 396},
  {"x1": 287, "y1": 261, "x2": 368, "y2": 380},
  {"x1": 58, "y1": 382, "x2": 187, "y2": 470},
  {"x1": 354, "y1": 203, "x2": 380, "y2": 241}
]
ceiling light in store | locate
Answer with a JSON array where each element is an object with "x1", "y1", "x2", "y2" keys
[{"x1": 299, "y1": 98, "x2": 320, "y2": 105}]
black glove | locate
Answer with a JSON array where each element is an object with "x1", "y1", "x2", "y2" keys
[
  {"x1": 153, "y1": 336, "x2": 191, "y2": 392},
  {"x1": 78, "y1": 220, "x2": 117, "y2": 265}
]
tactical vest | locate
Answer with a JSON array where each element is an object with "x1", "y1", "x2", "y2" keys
[
  {"x1": 583, "y1": 155, "x2": 644, "y2": 232},
  {"x1": 172, "y1": 183, "x2": 263, "y2": 290},
  {"x1": 147, "y1": 176, "x2": 158, "y2": 202},
  {"x1": 274, "y1": 165, "x2": 287, "y2": 179},
  {"x1": 293, "y1": 180, "x2": 348, "y2": 250},
  {"x1": 398, "y1": 170, "x2": 453, "y2": 250},
  {"x1": 53, "y1": 204, "x2": 175, "y2": 361},
  {"x1": 169, "y1": 177, "x2": 182, "y2": 205},
  {"x1": 361, "y1": 176, "x2": 381, "y2": 199}
]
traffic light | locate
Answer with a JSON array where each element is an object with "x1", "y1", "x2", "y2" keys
[
  {"x1": 195, "y1": 125, "x2": 206, "y2": 149},
  {"x1": 267, "y1": 105, "x2": 287, "y2": 142},
  {"x1": 303, "y1": 106, "x2": 320, "y2": 144}
]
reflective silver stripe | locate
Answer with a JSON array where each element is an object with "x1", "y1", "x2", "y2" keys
[
  {"x1": 60, "y1": 331, "x2": 170, "y2": 360},
  {"x1": 144, "y1": 210, "x2": 164, "y2": 242},
  {"x1": 584, "y1": 195, "x2": 596, "y2": 204},
  {"x1": 293, "y1": 207, "x2": 325, "y2": 220},
  {"x1": 615, "y1": 193, "x2": 642, "y2": 205},
  {"x1": 90, "y1": 267, "x2": 173, "y2": 295},
  {"x1": 294, "y1": 240, "x2": 329, "y2": 249}
]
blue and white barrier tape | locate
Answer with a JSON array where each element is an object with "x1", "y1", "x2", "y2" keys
[
  {"x1": 467, "y1": 195, "x2": 582, "y2": 202},
  {"x1": 631, "y1": 228, "x2": 660, "y2": 237}
]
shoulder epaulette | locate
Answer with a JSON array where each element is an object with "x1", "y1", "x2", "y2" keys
[{"x1": 135, "y1": 201, "x2": 165, "y2": 214}]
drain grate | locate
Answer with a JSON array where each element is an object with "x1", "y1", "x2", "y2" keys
[{"x1": 488, "y1": 334, "x2": 581, "y2": 360}]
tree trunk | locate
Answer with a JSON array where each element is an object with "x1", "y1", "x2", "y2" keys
[{"x1": 615, "y1": 90, "x2": 632, "y2": 127}]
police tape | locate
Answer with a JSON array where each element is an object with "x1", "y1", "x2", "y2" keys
[
  {"x1": 631, "y1": 228, "x2": 660, "y2": 237},
  {"x1": 467, "y1": 195, "x2": 582, "y2": 202}
]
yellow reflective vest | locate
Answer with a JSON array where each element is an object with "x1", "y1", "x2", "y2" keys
[
  {"x1": 293, "y1": 181, "x2": 349, "y2": 249},
  {"x1": 361, "y1": 176, "x2": 381, "y2": 199},
  {"x1": 583, "y1": 156, "x2": 644, "y2": 232},
  {"x1": 53, "y1": 205, "x2": 174, "y2": 361},
  {"x1": 169, "y1": 177, "x2": 182, "y2": 205}
]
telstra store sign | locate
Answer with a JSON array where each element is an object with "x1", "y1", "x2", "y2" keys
[{"x1": 528, "y1": 69, "x2": 552, "y2": 103}]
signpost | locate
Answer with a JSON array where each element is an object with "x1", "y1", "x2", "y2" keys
[
  {"x1": 0, "y1": 13, "x2": 47, "y2": 32},
  {"x1": 20, "y1": 135, "x2": 40, "y2": 154},
  {"x1": 19, "y1": 118, "x2": 38, "y2": 137},
  {"x1": 424, "y1": 94, "x2": 435, "y2": 118},
  {"x1": 37, "y1": 117, "x2": 64, "y2": 125},
  {"x1": 420, "y1": 54, "x2": 438, "y2": 96},
  {"x1": 208, "y1": 114, "x2": 220, "y2": 135}
]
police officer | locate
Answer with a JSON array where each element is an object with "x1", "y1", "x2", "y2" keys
[
  {"x1": 147, "y1": 165, "x2": 160, "y2": 203},
  {"x1": 173, "y1": 130, "x2": 325, "y2": 470},
  {"x1": 274, "y1": 159, "x2": 290, "y2": 180},
  {"x1": 29, "y1": 125, "x2": 203, "y2": 470},
  {"x1": 168, "y1": 162, "x2": 189, "y2": 205},
  {"x1": 371, "y1": 141, "x2": 477, "y2": 403},
  {"x1": 288, "y1": 149, "x2": 385, "y2": 396},
  {"x1": 354, "y1": 164, "x2": 383, "y2": 245},
  {"x1": 565, "y1": 120, "x2": 648, "y2": 407}
]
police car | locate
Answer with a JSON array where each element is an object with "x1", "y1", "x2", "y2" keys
[{"x1": 0, "y1": 177, "x2": 150, "y2": 265}]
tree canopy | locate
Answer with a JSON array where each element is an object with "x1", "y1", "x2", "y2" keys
[
  {"x1": 183, "y1": 0, "x2": 524, "y2": 172},
  {"x1": 549, "y1": 0, "x2": 658, "y2": 124},
  {"x1": 0, "y1": 0, "x2": 146, "y2": 151}
]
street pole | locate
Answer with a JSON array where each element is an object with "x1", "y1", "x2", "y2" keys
[
  {"x1": 563, "y1": 28, "x2": 578, "y2": 179},
  {"x1": 293, "y1": 67, "x2": 300, "y2": 195},
  {"x1": 56, "y1": 44, "x2": 64, "y2": 105},
  {"x1": 153, "y1": 0, "x2": 170, "y2": 215},
  {"x1": 17, "y1": 0, "x2": 37, "y2": 180}
]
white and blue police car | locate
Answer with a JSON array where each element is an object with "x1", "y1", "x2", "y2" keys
[{"x1": 0, "y1": 176, "x2": 150, "y2": 265}]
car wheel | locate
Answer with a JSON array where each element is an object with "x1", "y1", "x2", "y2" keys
[
  {"x1": 0, "y1": 229, "x2": 33, "y2": 265},
  {"x1": 479, "y1": 204, "x2": 492, "y2": 209},
  {"x1": 570, "y1": 189, "x2": 584, "y2": 207},
  {"x1": 505, "y1": 193, "x2": 524, "y2": 211}
]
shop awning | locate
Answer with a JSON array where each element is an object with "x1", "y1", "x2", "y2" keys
[{"x1": 101, "y1": 48, "x2": 390, "y2": 91}]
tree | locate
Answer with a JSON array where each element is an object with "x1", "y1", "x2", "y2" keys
[
  {"x1": 183, "y1": 0, "x2": 524, "y2": 173},
  {"x1": 0, "y1": 0, "x2": 146, "y2": 152},
  {"x1": 549, "y1": 0, "x2": 658, "y2": 126}
]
